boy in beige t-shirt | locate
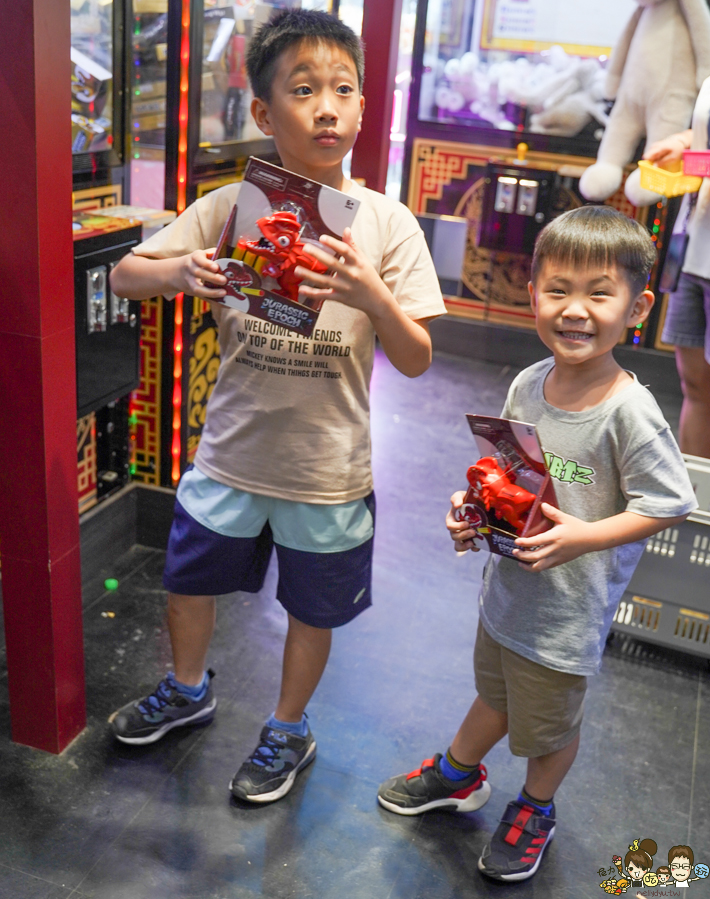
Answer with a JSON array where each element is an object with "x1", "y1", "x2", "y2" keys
[{"x1": 109, "y1": 9, "x2": 445, "y2": 803}]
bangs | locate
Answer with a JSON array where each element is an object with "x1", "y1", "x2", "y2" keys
[
  {"x1": 247, "y1": 9, "x2": 364, "y2": 102},
  {"x1": 531, "y1": 206, "x2": 656, "y2": 295}
]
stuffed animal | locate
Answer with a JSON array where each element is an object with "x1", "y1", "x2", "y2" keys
[
  {"x1": 579, "y1": 0, "x2": 710, "y2": 207},
  {"x1": 530, "y1": 59, "x2": 608, "y2": 137}
]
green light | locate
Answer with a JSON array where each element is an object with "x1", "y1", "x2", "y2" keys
[
  {"x1": 134, "y1": 153, "x2": 140, "y2": 159},
  {"x1": 129, "y1": 413, "x2": 138, "y2": 424},
  {"x1": 130, "y1": 464, "x2": 137, "y2": 475}
]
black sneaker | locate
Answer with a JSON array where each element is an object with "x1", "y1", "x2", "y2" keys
[
  {"x1": 377, "y1": 754, "x2": 490, "y2": 816},
  {"x1": 478, "y1": 798, "x2": 555, "y2": 881},
  {"x1": 110, "y1": 670, "x2": 216, "y2": 745},
  {"x1": 230, "y1": 724, "x2": 316, "y2": 804}
]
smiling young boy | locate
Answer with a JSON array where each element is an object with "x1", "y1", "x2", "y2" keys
[
  {"x1": 377, "y1": 206, "x2": 696, "y2": 881},
  {"x1": 109, "y1": 9, "x2": 445, "y2": 802}
]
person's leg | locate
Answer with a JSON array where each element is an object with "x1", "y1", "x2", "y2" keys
[
  {"x1": 661, "y1": 273, "x2": 710, "y2": 455},
  {"x1": 110, "y1": 589, "x2": 218, "y2": 745},
  {"x1": 450, "y1": 695, "x2": 509, "y2": 766},
  {"x1": 231, "y1": 495, "x2": 375, "y2": 803},
  {"x1": 524, "y1": 732, "x2": 580, "y2": 802},
  {"x1": 477, "y1": 646, "x2": 585, "y2": 882},
  {"x1": 675, "y1": 346, "x2": 710, "y2": 457},
  {"x1": 477, "y1": 736, "x2": 578, "y2": 882},
  {"x1": 274, "y1": 613, "x2": 332, "y2": 722},
  {"x1": 377, "y1": 622, "x2": 503, "y2": 816},
  {"x1": 377, "y1": 697, "x2": 494, "y2": 815},
  {"x1": 111, "y1": 480, "x2": 273, "y2": 745},
  {"x1": 168, "y1": 593, "x2": 217, "y2": 686}
]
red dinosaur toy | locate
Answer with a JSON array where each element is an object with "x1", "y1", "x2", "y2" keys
[
  {"x1": 463, "y1": 456, "x2": 536, "y2": 531},
  {"x1": 237, "y1": 211, "x2": 330, "y2": 303}
]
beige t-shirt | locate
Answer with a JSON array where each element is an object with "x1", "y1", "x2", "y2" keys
[{"x1": 134, "y1": 179, "x2": 446, "y2": 503}]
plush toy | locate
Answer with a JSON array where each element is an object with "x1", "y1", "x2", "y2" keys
[
  {"x1": 530, "y1": 59, "x2": 608, "y2": 137},
  {"x1": 579, "y1": 0, "x2": 710, "y2": 207}
]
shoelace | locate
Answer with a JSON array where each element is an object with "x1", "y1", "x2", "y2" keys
[
  {"x1": 250, "y1": 732, "x2": 285, "y2": 767},
  {"x1": 138, "y1": 678, "x2": 174, "y2": 715}
]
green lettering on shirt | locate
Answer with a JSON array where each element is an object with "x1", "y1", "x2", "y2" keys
[{"x1": 544, "y1": 453, "x2": 595, "y2": 486}]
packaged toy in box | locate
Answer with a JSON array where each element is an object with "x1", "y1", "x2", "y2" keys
[
  {"x1": 209, "y1": 157, "x2": 360, "y2": 337},
  {"x1": 455, "y1": 414, "x2": 557, "y2": 558}
]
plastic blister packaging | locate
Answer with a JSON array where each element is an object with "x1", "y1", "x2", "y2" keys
[
  {"x1": 454, "y1": 414, "x2": 557, "y2": 558},
  {"x1": 209, "y1": 157, "x2": 360, "y2": 337}
]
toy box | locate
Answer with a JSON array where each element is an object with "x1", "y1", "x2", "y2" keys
[
  {"x1": 454, "y1": 414, "x2": 557, "y2": 558},
  {"x1": 210, "y1": 157, "x2": 360, "y2": 337}
]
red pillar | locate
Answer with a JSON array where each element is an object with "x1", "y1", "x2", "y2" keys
[
  {"x1": 350, "y1": 0, "x2": 403, "y2": 193},
  {"x1": 0, "y1": 0, "x2": 86, "y2": 751}
]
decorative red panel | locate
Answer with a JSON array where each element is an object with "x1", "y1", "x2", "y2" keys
[{"x1": 0, "y1": 0, "x2": 86, "y2": 752}]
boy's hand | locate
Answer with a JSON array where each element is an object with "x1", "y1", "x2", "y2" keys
[
  {"x1": 643, "y1": 130, "x2": 691, "y2": 166},
  {"x1": 175, "y1": 248, "x2": 227, "y2": 299},
  {"x1": 294, "y1": 227, "x2": 433, "y2": 379},
  {"x1": 513, "y1": 503, "x2": 592, "y2": 571},
  {"x1": 294, "y1": 228, "x2": 389, "y2": 314},
  {"x1": 446, "y1": 491, "x2": 481, "y2": 553}
]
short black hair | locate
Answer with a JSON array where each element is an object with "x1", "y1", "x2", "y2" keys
[
  {"x1": 246, "y1": 9, "x2": 364, "y2": 102},
  {"x1": 531, "y1": 205, "x2": 656, "y2": 296}
]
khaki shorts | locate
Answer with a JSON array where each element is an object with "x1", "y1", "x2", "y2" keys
[{"x1": 474, "y1": 620, "x2": 587, "y2": 758}]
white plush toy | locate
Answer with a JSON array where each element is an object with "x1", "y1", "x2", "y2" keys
[
  {"x1": 579, "y1": 0, "x2": 710, "y2": 207},
  {"x1": 530, "y1": 59, "x2": 608, "y2": 137}
]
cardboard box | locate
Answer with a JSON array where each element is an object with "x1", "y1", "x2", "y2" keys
[{"x1": 209, "y1": 157, "x2": 360, "y2": 337}]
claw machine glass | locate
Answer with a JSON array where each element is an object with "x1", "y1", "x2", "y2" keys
[
  {"x1": 165, "y1": 0, "x2": 303, "y2": 212},
  {"x1": 130, "y1": 0, "x2": 170, "y2": 208},
  {"x1": 402, "y1": 0, "x2": 674, "y2": 349},
  {"x1": 71, "y1": 0, "x2": 130, "y2": 185}
]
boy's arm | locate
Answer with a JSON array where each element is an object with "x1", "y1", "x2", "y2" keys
[
  {"x1": 295, "y1": 228, "x2": 434, "y2": 378},
  {"x1": 512, "y1": 504, "x2": 689, "y2": 572},
  {"x1": 643, "y1": 129, "x2": 693, "y2": 165},
  {"x1": 110, "y1": 248, "x2": 227, "y2": 301}
]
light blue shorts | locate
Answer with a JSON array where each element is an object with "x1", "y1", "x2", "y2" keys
[{"x1": 176, "y1": 466, "x2": 374, "y2": 552}]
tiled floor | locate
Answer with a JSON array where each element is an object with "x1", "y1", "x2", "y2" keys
[{"x1": 0, "y1": 349, "x2": 707, "y2": 899}]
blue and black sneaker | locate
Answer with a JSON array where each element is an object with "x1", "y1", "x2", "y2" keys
[
  {"x1": 230, "y1": 724, "x2": 316, "y2": 803},
  {"x1": 110, "y1": 670, "x2": 216, "y2": 745}
]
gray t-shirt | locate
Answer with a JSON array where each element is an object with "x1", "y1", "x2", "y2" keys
[{"x1": 479, "y1": 358, "x2": 697, "y2": 676}]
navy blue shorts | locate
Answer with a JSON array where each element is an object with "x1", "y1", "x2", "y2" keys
[{"x1": 163, "y1": 477, "x2": 375, "y2": 629}]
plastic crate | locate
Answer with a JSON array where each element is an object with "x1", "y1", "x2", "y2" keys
[
  {"x1": 682, "y1": 149, "x2": 710, "y2": 177},
  {"x1": 611, "y1": 455, "x2": 710, "y2": 658},
  {"x1": 637, "y1": 159, "x2": 701, "y2": 197}
]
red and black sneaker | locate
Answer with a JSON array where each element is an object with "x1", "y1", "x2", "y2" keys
[
  {"x1": 478, "y1": 798, "x2": 556, "y2": 881},
  {"x1": 377, "y1": 754, "x2": 490, "y2": 816}
]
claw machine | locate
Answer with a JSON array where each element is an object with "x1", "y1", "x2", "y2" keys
[
  {"x1": 71, "y1": 0, "x2": 142, "y2": 514},
  {"x1": 402, "y1": 0, "x2": 675, "y2": 349}
]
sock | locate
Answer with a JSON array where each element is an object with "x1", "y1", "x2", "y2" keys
[
  {"x1": 518, "y1": 787, "x2": 554, "y2": 817},
  {"x1": 439, "y1": 748, "x2": 480, "y2": 782},
  {"x1": 266, "y1": 713, "x2": 308, "y2": 737},
  {"x1": 171, "y1": 671, "x2": 209, "y2": 701}
]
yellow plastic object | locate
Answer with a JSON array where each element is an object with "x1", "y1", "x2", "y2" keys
[
  {"x1": 516, "y1": 142, "x2": 528, "y2": 163},
  {"x1": 637, "y1": 159, "x2": 701, "y2": 197}
]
